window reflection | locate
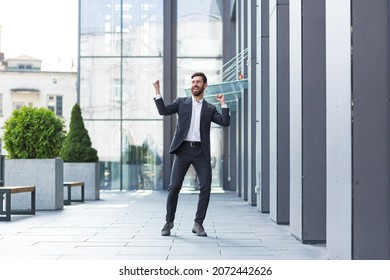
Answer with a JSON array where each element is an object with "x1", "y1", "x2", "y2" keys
[
  {"x1": 177, "y1": 0, "x2": 223, "y2": 57},
  {"x1": 80, "y1": 58, "x2": 121, "y2": 119},
  {"x1": 80, "y1": 0, "x2": 163, "y2": 57},
  {"x1": 122, "y1": 58, "x2": 163, "y2": 119},
  {"x1": 122, "y1": 0, "x2": 163, "y2": 56},
  {"x1": 121, "y1": 121, "x2": 163, "y2": 190}
]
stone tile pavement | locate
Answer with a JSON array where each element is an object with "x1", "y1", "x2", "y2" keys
[{"x1": 0, "y1": 190, "x2": 328, "y2": 260}]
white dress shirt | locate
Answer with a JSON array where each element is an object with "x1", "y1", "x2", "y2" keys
[{"x1": 185, "y1": 95, "x2": 203, "y2": 142}]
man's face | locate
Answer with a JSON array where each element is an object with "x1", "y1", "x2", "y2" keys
[{"x1": 191, "y1": 76, "x2": 207, "y2": 97}]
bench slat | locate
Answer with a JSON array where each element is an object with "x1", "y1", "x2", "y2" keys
[
  {"x1": 0, "y1": 186, "x2": 35, "y2": 194},
  {"x1": 63, "y1": 182, "x2": 84, "y2": 187}
]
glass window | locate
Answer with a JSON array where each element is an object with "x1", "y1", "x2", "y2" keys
[
  {"x1": 81, "y1": 0, "x2": 163, "y2": 57},
  {"x1": 122, "y1": 57, "x2": 163, "y2": 119},
  {"x1": 122, "y1": 0, "x2": 163, "y2": 56},
  {"x1": 79, "y1": 1, "x2": 164, "y2": 191},
  {"x1": 47, "y1": 95, "x2": 63, "y2": 117},
  {"x1": 84, "y1": 120, "x2": 122, "y2": 190},
  {"x1": 56, "y1": 96, "x2": 63, "y2": 117},
  {"x1": 177, "y1": 0, "x2": 223, "y2": 57},
  {"x1": 14, "y1": 64, "x2": 33, "y2": 71},
  {"x1": 80, "y1": 57, "x2": 122, "y2": 120},
  {"x1": 122, "y1": 120, "x2": 163, "y2": 190},
  {"x1": 13, "y1": 102, "x2": 25, "y2": 110},
  {"x1": 80, "y1": 0, "x2": 122, "y2": 56},
  {"x1": 84, "y1": 120, "x2": 163, "y2": 191}
]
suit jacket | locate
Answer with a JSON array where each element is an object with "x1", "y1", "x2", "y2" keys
[{"x1": 154, "y1": 96, "x2": 230, "y2": 161}]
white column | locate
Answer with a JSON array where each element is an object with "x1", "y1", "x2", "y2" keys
[
  {"x1": 289, "y1": 0, "x2": 302, "y2": 240},
  {"x1": 326, "y1": 0, "x2": 352, "y2": 260},
  {"x1": 269, "y1": 0, "x2": 278, "y2": 222}
]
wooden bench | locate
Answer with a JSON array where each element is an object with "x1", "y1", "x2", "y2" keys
[
  {"x1": 63, "y1": 181, "x2": 85, "y2": 205},
  {"x1": 0, "y1": 186, "x2": 36, "y2": 221}
]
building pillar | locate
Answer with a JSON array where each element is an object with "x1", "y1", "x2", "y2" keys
[
  {"x1": 326, "y1": 0, "x2": 390, "y2": 259},
  {"x1": 223, "y1": 0, "x2": 237, "y2": 192},
  {"x1": 247, "y1": 0, "x2": 257, "y2": 206},
  {"x1": 269, "y1": 0, "x2": 290, "y2": 224},
  {"x1": 238, "y1": 0, "x2": 248, "y2": 201},
  {"x1": 289, "y1": 0, "x2": 326, "y2": 244},
  {"x1": 258, "y1": 0, "x2": 270, "y2": 213},
  {"x1": 236, "y1": 98, "x2": 242, "y2": 197},
  {"x1": 227, "y1": 110, "x2": 238, "y2": 191},
  {"x1": 162, "y1": 0, "x2": 177, "y2": 190}
]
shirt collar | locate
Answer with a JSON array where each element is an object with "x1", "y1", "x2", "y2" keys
[{"x1": 191, "y1": 95, "x2": 204, "y2": 104}]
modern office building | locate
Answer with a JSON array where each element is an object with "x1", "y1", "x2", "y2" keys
[{"x1": 79, "y1": 0, "x2": 390, "y2": 259}]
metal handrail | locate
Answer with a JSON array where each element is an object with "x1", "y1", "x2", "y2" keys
[{"x1": 208, "y1": 48, "x2": 248, "y2": 84}]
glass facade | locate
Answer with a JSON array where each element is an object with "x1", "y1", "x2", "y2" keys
[
  {"x1": 177, "y1": 0, "x2": 224, "y2": 189},
  {"x1": 177, "y1": 0, "x2": 223, "y2": 94},
  {"x1": 79, "y1": 0, "x2": 223, "y2": 190}
]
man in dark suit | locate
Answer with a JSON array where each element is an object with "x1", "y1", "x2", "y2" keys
[{"x1": 153, "y1": 72, "x2": 230, "y2": 237}]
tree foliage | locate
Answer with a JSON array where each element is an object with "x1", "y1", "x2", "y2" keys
[
  {"x1": 61, "y1": 103, "x2": 98, "y2": 162},
  {"x1": 3, "y1": 106, "x2": 66, "y2": 159}
]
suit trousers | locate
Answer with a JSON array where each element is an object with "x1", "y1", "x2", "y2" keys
[{"x1": 165, "y1": 142, "x2": 212, "y2": 225}]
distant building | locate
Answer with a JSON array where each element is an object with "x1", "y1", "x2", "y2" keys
[
  {"x1": 0, "y1": 55, "x2": 77, "y2": 154},
  {"x1": 5, "y1": 55, "x2": 42, "y2": 71}
]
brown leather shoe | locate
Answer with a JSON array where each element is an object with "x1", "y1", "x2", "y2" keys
[
  {"x1": 161, "y1": 222, "x2": 174, "y2": 236},
  {"x1": 192, "y1": 222, "x2": 207, "y2": 237}
]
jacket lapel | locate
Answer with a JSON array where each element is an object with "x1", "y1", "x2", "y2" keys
[
  {"x1": 184, "y1": 96, "x2": 192, "y2": 124},
  {"x1": 200, "y1": 99, "x2": 207, "y2": 122}
]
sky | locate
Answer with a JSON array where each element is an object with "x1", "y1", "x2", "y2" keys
[{"x1": 0, "y1": 0, "x2": 78, "y2": 72}]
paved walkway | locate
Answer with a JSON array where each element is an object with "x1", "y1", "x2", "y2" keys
[{"x1": 0, "y1": 190, "x2": 327, "y2": 260}]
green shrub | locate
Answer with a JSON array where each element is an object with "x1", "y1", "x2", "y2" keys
[
  {"x1": 3, "y1": 106, "x2": 66, "y2": 159},
  {"x1": 61, "y1": 103, "x2": 98, "y2": 162}
]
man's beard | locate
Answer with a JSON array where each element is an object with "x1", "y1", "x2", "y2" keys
[{"x1": 191, "y1": 85, "x2": 205, "y2": 96}]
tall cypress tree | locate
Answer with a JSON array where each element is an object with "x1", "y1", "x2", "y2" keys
[{"x1": 61, "y1": 103, "x2": 98, "y2": 162}]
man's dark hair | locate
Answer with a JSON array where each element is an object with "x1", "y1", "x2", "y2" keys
[{"x1": 191, "y1": 72, "x2": 207, "y2": 84}]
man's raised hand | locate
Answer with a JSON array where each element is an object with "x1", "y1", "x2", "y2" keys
[
  {"x1": 153, "y1": 80, "x2": 160, "y2": 95},
  {"x1": 216, "y1": 94, "x2": 225, "y2": 105}
]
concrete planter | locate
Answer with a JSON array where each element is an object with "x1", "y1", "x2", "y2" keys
[
  {"x1": 64, "y1": 162, "x2": 100, "y2": 200},
  {"x1": 4, "y1": 158, "x2": 64, "y2": 210}
]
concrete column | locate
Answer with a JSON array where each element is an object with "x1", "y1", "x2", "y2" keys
[
  {"x1": 326, "y1": 0, "x2": 352, "y2": 259},
  {"x1": 269, "y1": 0, "x2": 290, "y2": 224},
  {"x1": 223, "y1": 0, "x2": 237, "y2": 192},
  {"x1": 236, "y1": 98, "x2": 242, "y2": 197},
  {"x1": 326, "y1": 0, "x2": 390, "y2": 259},
  {"x1": 289, "y1": 0, "x2": 326, "y2": 244},
  {"x1": 258, "y1": 0, "x2": 270, "y2": 213},
  {"x1": 227, "y1": 111, "x2": 238, "y2": 192},
  {"x1": 351, "y1": 1, "x2": 390, "y2": 258},
  {"x1": 239, "y1": 0, "x2": 248, "y2": 201},
  {"x1": 247, "y1": 0, "x2": 257, "y2": 206},
  {"x1": 162, "y1": 0, "x2": 177, "y2": 190}
]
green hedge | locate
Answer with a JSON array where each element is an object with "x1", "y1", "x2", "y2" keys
[{"x1": 3, "y1": 106, "x2": 66, "y2": 159}]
